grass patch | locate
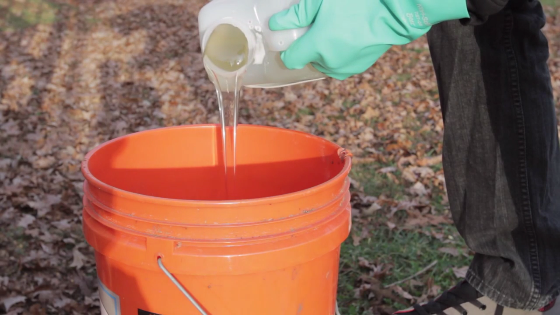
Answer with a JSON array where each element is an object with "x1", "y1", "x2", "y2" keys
[
  {"x1": 338, "y1": 226, "x2": 471, "y2": 314},
  {"x1": 396, "y1": 73, "x2": 412, "y2": 82},
  {"x1": 350, "y1": 162, "x2": 407, "y2": 199},
  {"x1": 0, "y1": 0, "x2": 61, "y2": 31},
  {"x1": 339, "y1": 161, "x2": 471, "y2": 314},
  {"x1": 542, "y1": 0, "x2": 560, "y2": 6}
]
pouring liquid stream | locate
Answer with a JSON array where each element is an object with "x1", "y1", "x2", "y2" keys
[{"x1": 203, "y1": 24, "x2": 249, "y2": 199}]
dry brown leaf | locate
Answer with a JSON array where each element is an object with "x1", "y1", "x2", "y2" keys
[
  {"x1": 386, "y1": 172, "x2": 400, "y2": 184},
  {"x1": 359, "y1": 276, "x2": 409, "y2": 306},
  {"x1": 414, "y1": 167, "x2": 435, "y2": 178},
  {"x1": 401, "y1": 166, "x2": 436, "y2": 184},
  {"x1": 1, "y1": 296, "x2": 26, "y2": 312},
  {"x1": 410, "y1": 182, "x2": 428, "y2": 196},
  {"x1": 428, "y1": 284, "x2": 441, "y2": 297},
  {"x1": 32, "y1": 156, "x2": 56, "y2": 169},
  {"x1": 27, "y1": 195, "x2": 61, "y2": 217},
  {"x1": 417, "y1": 155, "x2": 442, "y2": 166},
  {"x1": 397, "y1": 156, "x2": 417, "y2": 169},
  {"x1": 402, "y1": 167, "x2": 418, "y2": 182},
  {"x1": 438, "y1": 247, "x2": 460, "y2": 257},
  {"x1": 53, "y1": 296, "x2": 74, "y2": 308},
  {"x1": 1, "y1": 120, "x2": 21, "y2": 136},
  {"x1": 40, "y1": 243, "x2": 54, "y2": 254},
  {"x1": 393, "y1": 285, "x2": 415, "y2": 300},
  {"x1": 29, "y1": 303, "x2": 47, "y2": 315},
  {"x1": 363, "y1": 202, "x2": 382, "y2": 216},
  {"x1": 358, "y1": 257, "x2": 374, "y2": 269},
  {"x1": 452, "y1": 266, "x2": 469, "y2": 279},
  {"x1": 378, "y1": 166, "x2": 397, "y2": 173},
  {"x1": 17, "y1": 214, "x2": 36, "y2": 228},
  {"x1": 404, "y1": 214, "x2": 452, "y2": 229},
  {"x1": 51, "y1": 219, "x2": 72, "y2": 230},
  {"x1": 70, "y1": 249, "x2": 88, "y2": 269},
  {"x1": 361, "y1": 107, "x2": 380, "y2": 120},
  {"x1": 352, "y1": 233, "x2": 363, "y2": 246},
  {"x1": 352, "y1": 227, "x2": 371, "y2": 246}
]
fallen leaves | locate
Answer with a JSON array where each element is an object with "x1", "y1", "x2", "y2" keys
[
  {"x1": 393, "y1": 285, "x2": 415, "y2": 300},
  {"x1": 27, "y1": 194, "x2": 62, "y2": 217},
  {"x1": 378, "y1": 166, "x2": 397, "y2": 173},
  {"x1": 1, "y1": 296, "x2": 26, "y2": 312},
  {"x1": 404, "y1": 211, "x2": 452, "y2": 229},
  {"x1": 452, "y1": 266, "x2": 469, "y2": 279},
  {"x1": 70, "y1": 249, "x2": 88, "y2": 270},
  {"x1": 0, "y1": 0, "x2": 559, "y2": 314},
  {"x1": 355, "y1": 276, "x2": 409, "y2": 308},
  {"x1": 1, "y1": 119, "x2": 21, "y2": 136},
  {"x1": 409, "y1": 181, "x2": 428, "y2": 196},
  {"x1": 32, "y1": 156, "x2": 56, "y2": 169},
  {"x1": 28, "y1": 304, "x2": 48, "y2": 315},
  {"x1": 352, "y1": 227, "x2": 371, "y2": 246},
  {"x1": 417, "y1": 155, "x2": 442, "y2": 167},
  {"x1": 358, "y1": 258, "x2": 393, "y2": 282},
  {"x1": 438, "y1": 247, "x2": 460, "y2": 257},
  {"x1": 51, "y1": 219, "x2": 72, "y2": 230},
  {"x1": 402, "y1": 166, "x2": 435, "y2": 183},
  {"x1": 361, "y1": 107, "x2": 380, "y2": 120},
  {"x1": 363, "y1": 202, "x2": 382, "y2": 216},
  {"x1": 17, "y1": 214, "x2": 36, "y2": 228}
]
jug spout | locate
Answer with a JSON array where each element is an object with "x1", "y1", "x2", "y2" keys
[{"x1": 201, "y1": 20, "x2": 254, "y2": 91}]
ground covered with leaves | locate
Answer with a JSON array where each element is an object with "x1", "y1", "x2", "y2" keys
[{"x1": 1, "y1": 0, "x2": 560, "y2": 314}]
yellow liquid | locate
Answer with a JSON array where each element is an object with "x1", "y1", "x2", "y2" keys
[{"x1": 203, "y1": 24, "x2": 249, "y2": 199}]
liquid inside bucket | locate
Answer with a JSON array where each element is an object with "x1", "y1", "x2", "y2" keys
[{"x1": 87, "y1": 125, "x2": 345, "y2": 200}]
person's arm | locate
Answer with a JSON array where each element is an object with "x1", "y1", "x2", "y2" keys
[
  {"x1": 269, "y1": 0, "x2": 512, "y2": 80},
  {"x1": 462, "y1": 0, "x2": 509, "y2": 24}
]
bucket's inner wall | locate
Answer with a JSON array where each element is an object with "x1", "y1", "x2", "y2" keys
[{"x1": 88, "y1": 126, "x2": 345, "y2": 200}]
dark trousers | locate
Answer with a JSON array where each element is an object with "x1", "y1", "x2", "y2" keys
[{"x1": 427, "y1": 0, "x2": 560, "y2": 310}]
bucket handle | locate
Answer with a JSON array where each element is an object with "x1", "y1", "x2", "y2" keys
[
  {"x1": 157, "y1": 257, "x2": 208, "y2": 315},
  {"x1": 158, "y1": 257, "x2": 342, "y2": 315}
]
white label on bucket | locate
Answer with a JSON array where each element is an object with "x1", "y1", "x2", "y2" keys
[
  {"x1": 98, "y1": 279, "x2": 121, "y2": 315},
  {"x1": 101, "y1": 303, "x2": 110, "y2": 315}
]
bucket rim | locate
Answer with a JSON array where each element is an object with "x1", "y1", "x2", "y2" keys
[{"x1": 81, "y1": 124, "x2": 352, "y2": 207}]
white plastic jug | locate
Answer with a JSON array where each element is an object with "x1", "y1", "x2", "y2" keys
[{"x1": 198, "y1": 0, "x2": 327, "y2": 89}]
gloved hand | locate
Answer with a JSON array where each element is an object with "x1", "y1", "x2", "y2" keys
[{"x1": 269, "y1": 0, "x2": 470, "y2": 80}]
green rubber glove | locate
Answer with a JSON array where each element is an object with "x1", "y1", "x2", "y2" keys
[{"x1": 269, "y1": 0, "x2": 469, "y2": 80}]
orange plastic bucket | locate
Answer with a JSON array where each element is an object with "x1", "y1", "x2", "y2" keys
[{"x1": 81, "y1": 125, "x2": 352, "y2": 315}]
